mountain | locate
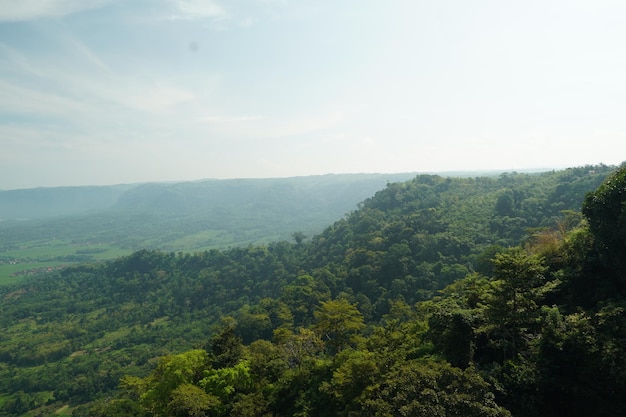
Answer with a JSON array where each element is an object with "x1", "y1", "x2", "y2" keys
[
  {"x1": 0, "y1": 185, "x2": 133, "y2": 221},
  {"x1": 105, "y1": 173, "x2": 424, "y2": 247},
  {"x1": 0, "y1": 174, "x2": 423, "y2": 222},
  {"x1": 0, "y1": 163, "x2": 624, "y2": 417},
  {"x1": 0, "y1": 173, "x2": 418, "y2": 283}
]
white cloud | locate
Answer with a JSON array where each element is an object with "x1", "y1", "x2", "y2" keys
[
  {"x1": 0, "y1": 33, "x2": 204, "y2": 124},
  {"x1": 0, "y1": 0, "x2": 115, "y2": 21},
  {"x1": 61, "y1": 36, "x2": 112, "y2": 73},
  {"x1": 172, "y1": 0, "x2": 225, "y2": 19},
  {"x1": 0, "y1": 0, "x2": 227, "y2": 23}
]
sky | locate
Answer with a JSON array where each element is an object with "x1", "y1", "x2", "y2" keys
[{"x1": 0, "y1": 0, "x2": 625, "y2": 189}]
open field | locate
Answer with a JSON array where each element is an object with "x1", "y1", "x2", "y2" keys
[
  {"x1": 1, "y1": 239, "x2": 130, "y2": 259},
  {"x1": 0, "y1": 240, "x2": 131, "y2": 285},
  {"x1": 0, "y1": 262, "x2": 68, "y2": 285}
]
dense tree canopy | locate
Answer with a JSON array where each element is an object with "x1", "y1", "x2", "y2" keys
[{"x1": 0, "y1": 164, "x2": 625, "y2": 417}]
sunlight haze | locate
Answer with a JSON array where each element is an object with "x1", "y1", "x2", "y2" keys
[{"x1": 1, "y1": 0, "x2": 625, "y2": 189}]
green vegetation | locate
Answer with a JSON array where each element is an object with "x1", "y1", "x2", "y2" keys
[
  {"x1": 0, "y1": 240, "x2": 131, "y2": 285},
  {"x1": 0, "y1": 164, "x2": 625, "y2": 416},
  {"x1": 0, "y1": 174, "x2": 417, "y2": 284}
]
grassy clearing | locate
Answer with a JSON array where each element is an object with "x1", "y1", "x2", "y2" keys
[
  {"x1": 2, "y1": 240, "x2": 76, "y2": 259},
  {"x1": 84, "y1": 326, "x2": 134, "y2": 349},
  {"x1": 0, "y1": 262, "x2": 67, "y2": 285},
  {"x1": 0, "y1": 240, "x2": 132, "y2": 286},
  {"x1": 54, "y1": 404, "x2": 72, "y2": 415},
  {"x1": 2, "y1": 240, "x2": 130, "y2": 260}
]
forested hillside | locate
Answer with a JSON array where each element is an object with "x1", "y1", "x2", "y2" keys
[
  {"x1": 0, "y1": 173, "x2": 416, "y2": 283},
  {"x1": 0, "y1": 164, "x2": 624, "y2": 417}
]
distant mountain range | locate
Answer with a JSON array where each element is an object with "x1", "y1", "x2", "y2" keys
[
  {"x1": 0, "y1": 173, "x2": 424, "y2": 251},
  {"x1": 0, "y1": 170, "x2": 533, "y2": 221}
]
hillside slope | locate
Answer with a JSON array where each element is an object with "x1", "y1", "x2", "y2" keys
[
  {"x1": 0, "y1": 164, "x2": 620, "y2": 416},
  {"x1": 0, "y1": 173, "x2": 417, "y2": 283}
]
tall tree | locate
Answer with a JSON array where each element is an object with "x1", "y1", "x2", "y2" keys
[
  {"x1": 582, "y1": 166, "x2": 626, "y2": 288},
  {"x1": 314, "y1": 299, "x2": 365, "y2": 354},
  {"x1": 485, "y1": 248, "x2": 548, "y2": 360}
]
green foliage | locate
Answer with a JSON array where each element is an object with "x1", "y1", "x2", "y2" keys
[
  {"x1": 495, "y1": 189, "x2": 515, "y2": 216},
  {"x1": 1, "y1": 164, "x2": 624, "y2": 417},
  {"x1": 139, "y1": 350, "x2": 210, "y2": 415},
  {"x1": 426, "y1": 299, "x2": 476, "y2": 368},
  {"x1": 536, "y1": 304, "x2": 626, "y2": 417},
  {"x1": 200, "y1": 361, "x2": 253, "y2": 400},
  {"x1": 314, "y1": 299, "x2": 365, "y2": 353},
  {"x1": 582, "y1": 166, "x2": 626, "y2": 279},
  {"x1": 582, "y1": 166, "x2": 626, "y2": 248},
  {"x1": 323, "y1": 349, "x2": 379, "y2": 406},
  {"x1": 0, "y1": 174, "x2": 418, "y2": 279},
  {"x1": 278, "y1": 327, "x2": 325, "y2": 368},
  {"x1": 281, "y1": 275, "x2": 331, "y2": 326},
  {"x1": 485, "y1": 249, "x2": 549, "y2": 359},
  {"x1": 209, "y1": 320, "x2": 244, "y2": 369},
  {"x1": 168, "y1": 384, "x2": 220, "y2": 417},
  {"x1": 100, "y1": 399, "x2": 147, "y2": 417},
  {"x1": 305, "y1": 167, "x2": 612, "y2": 316},
  {"x1": 358, "y1": 360, "x2": 512, "y2": 417}
]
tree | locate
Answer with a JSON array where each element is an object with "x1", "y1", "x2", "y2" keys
[
  {"x1": 427, "y1": 299, "x2": 476, "y2": 368},
  {"x1": 314, "y1": 299, "x2": 365, "y2": 353},
  {"x1": 125, "y1": 350, "x2": 209, "y2": 417},
  {"x1": 210, "y1": 318, "x2": 244, "y2": 369},
  {"x1": 582, "y1": 166, "x2": 626, "y2": 281},
  {"x1": 88, "y1": 398, "x2": 147, "y2": 417},
  {"x1": 292, "y1": 231, "x2": 307, "y2": 245},
  {"x1": 199, "y1": 360, "x2": 253, "y2": 401},
  {"x1": 485, "y1": 248, "x2": 548, "y2": 360},
  {"x1": 322, "y1": 349, "x2": 379, "y2": 415},
  {"x1": 279, "y1": 327, "x2": 325, "y2": 368},
  {"x1": 536, "y1": 304, "x2": 626, "y2": 417},
  {"x1": 282, "y1": 275, "x2": 331, "y2": 326},
  {"x1": 359, "y1": 360, "x2": 511, "y2": 417},
  {"x1": 495, "y1": 189, "x2": 515, "y2": 216},
  {"x1": 168, "y1": 384, "x2": 220, "y2": 417}
]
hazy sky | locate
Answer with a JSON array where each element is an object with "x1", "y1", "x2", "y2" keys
[{"x1": 1, "y1": 0, "x2": 625, "y2": 189}]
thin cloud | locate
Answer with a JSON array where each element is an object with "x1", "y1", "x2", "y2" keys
[
  {"x1": 61, "y1": 35, "x2": 112, "y2": 74},
  {"x1": 0, "y1": 31, "x2": 200, "y2": 121},
  {"x1": 1, "y1": 0, "x2": 624, "y2": 189},
  {"x1": 170, "y1": 0, "x2": 226, "y2": 20},
  {"x1": 0, "y1": 42, "x2": 49, "y2": 79},
  {"x1": 0, "y1": 0, "x2": 116, "y2": 21}
]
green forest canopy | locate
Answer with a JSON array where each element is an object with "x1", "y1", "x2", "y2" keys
[{"x1": 0, "y1": 164, "x2": 625, "y2": 417}]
